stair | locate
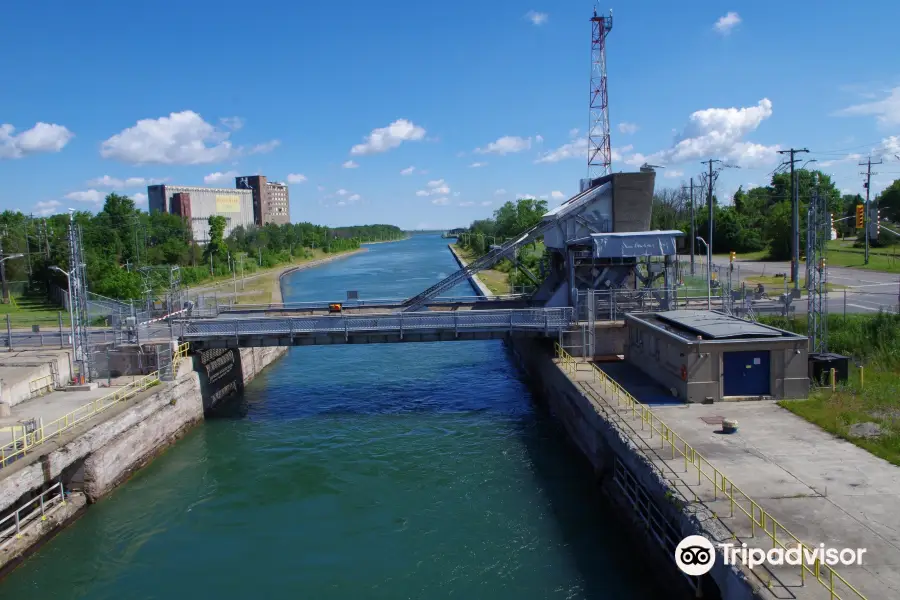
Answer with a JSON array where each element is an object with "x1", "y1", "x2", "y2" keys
[{"x1": 401, "y1": 219, "x2": 557, "y2": 312}]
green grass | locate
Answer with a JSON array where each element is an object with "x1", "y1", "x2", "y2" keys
[
  {"x1": 454, "y1": 244, "x2": 511, "y2": 295},
  {"x1": 0, "y1": 293, "x2": 66, "y2": 327},
  {"x1": 708, "y1": 249, "x2": 770, "y2": 262},
  {"x1": 763, "y1": 313, "x2": 900, "y2": 466}
]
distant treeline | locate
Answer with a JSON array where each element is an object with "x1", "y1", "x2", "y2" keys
[{"x1": 0, "y1": 193, "x2": 404, "y2": 300}]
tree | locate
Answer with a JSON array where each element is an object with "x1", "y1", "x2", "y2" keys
[
  {"x1": 204, "y1": 215, "x2": 227, "y2": 262},
  {"x1": 876, "y1": 179, "x2": 900, "y2": 224}
]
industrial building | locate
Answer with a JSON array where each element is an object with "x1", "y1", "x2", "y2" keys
[
  {"x1": 147, "y1": 185, "x2": 255, "y2": 243},
  {"x1": 235, "y1": 175, "x2": 291, "y2": 226},
  {"x1": 623, "y1": 310, "x2": 809, "y2": 403}
]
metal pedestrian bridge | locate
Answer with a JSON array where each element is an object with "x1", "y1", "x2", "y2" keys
[{"x1": 179, "y1": 307, "x2": 574, "y2": 349}]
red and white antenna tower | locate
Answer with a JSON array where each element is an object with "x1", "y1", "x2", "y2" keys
[{"x1": 587, "y1": 5, "x2": 613, "y2": 179}]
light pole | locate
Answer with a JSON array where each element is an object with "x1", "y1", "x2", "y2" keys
[
  {"x1": 49, "y1": 265, "x2": 76, "y2": 380},
  {"x1": 695, "y1": 237, "x2": 711, "y2": 310}
]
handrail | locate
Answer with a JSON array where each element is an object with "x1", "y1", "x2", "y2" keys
[
  {"x1": 0, "y1": 342, "x2": 191, "y2": 468},
  {"x1": 0, "y1": 481, "x2": 65, "y2": 547},
  {"x1": 553, "y1": 344, "x2": 866, "y2": 600}
]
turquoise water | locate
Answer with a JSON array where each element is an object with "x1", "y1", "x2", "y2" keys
[{"x1": 0, "y1": 236, "x2": 666, "y2": 599}]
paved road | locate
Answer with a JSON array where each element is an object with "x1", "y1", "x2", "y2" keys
[{"x1": 734, "y1": 259, "x2": 900, "y2": 314}]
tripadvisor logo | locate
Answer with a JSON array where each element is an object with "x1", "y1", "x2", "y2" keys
[{"x1": 674, "y1": 535, "x2": 867, "y2": 576}]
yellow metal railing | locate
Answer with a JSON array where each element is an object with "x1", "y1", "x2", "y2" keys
[
  {"x1": 28, "y1": 375, "x2": 54, "y2": 398},
  {"x1": 0, "y1": 342, "x2": 191, "y2": 468},
  {"x1": 553, "y1": 344, "x2": 866, "y2": 600}
]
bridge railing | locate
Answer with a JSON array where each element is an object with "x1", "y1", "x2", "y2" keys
[
  {"x1": 180, "y1": 307, "x2": 574, "y2": 339},
  {"x1": 190, "y1": 293, "x2": 532, "y2": 317}
]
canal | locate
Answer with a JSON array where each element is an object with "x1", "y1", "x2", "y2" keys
[{"x1": 1, "y1": 235, "x2": 667, "y2": 599}]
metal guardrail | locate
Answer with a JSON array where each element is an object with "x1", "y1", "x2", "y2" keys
[
  {"x1": 0, "y1": 481, "x2": 66, "y2": 547},
  {"x1": 194, "y1": 293, "x2": 532, "y2": 317},
  {"x1": 553, "y1": 343, "x2": 866, "y2": 600},
  {"x1": 28, "y1": 375, "x2": 54, "y2": 398},
  {"x1": 180, "y1": 308, "x2": 575, "y2": 340},
  {"x1": 0, "y1": 342, "x2": 190, "y2": 468}
]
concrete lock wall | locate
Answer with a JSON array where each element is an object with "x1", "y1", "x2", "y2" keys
[
  {"x1": 0, "y1": 345, "x2": 288, "y2": 574},
  {"x1": 625, "y1": 320, "x2": 809, "y2": 403},
  {"x1": 507, "y1": 336, "x2": 757, "y2": 600},
  {"x1": 560, "y1": 322, "x2": 628, "y2": 358}
]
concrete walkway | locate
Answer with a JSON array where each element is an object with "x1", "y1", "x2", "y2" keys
[{"x1": 565, "y1": 363, "x2": 898, "y2": 600}]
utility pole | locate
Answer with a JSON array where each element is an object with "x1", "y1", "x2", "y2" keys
[
  {"x1": 859, "y1": 157, "x2": 882, "y2": 265},
  {"x1": 682, "y1": 178, "x2": 695, "y2": 275},
  {"x1": 777, "y1": 148, "x2": 808, "y2": 291},
  {"x1": 0, "y1": 232, "x2": 8, "y2": 304},
  {"x1": 700, "y1": 159, "x2": 721, "y2": 266}
]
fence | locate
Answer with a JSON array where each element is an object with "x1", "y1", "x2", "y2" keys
[
  {"x1": 0, "y1": 342, "x2": 190, "y2": 469},
  {"x1": 553, "y1": 343, "x2": 866, "y2": 600}
]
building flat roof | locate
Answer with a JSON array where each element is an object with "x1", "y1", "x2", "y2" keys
[{"x1": 637, "y1": 310, "x2": 797, "y2": 340}]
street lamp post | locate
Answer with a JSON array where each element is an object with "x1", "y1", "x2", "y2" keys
[
  {"x1": 695, "y1": 237, "x2": 711, "y2": 311},
  {"x1": 49, "y1": 265, "x2": 76, "y2": 381}
]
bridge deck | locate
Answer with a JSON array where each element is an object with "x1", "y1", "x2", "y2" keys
[{"x1": 180, "y1": 307, "x2": 574, "y2": 349}]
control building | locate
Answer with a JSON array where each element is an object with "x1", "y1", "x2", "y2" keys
[
  {"x1": 235, "y1": 175, "x2": 291, "y2": 225},
  {"x1": 147, "y1": 185, "x2": 255, "y2": 243}
]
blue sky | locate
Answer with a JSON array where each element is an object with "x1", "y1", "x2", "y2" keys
[{"x1": 2, "y1": 0, "x2": 899, "y2": 230}]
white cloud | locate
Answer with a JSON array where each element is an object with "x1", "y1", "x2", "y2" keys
[
  {"x1": 817, "y1": 153, "x2": 863, "y2": 168},
  {"x1": 459, "y1": 201, "x2": 475, "y2": 207},
  {"x1": 336, "y1": 201, "x2": 346, "y2": 207},
  {"x1": 664, "y1": 169, "x2": 685, "y2": 179},
  {"x1": 0, "y1": 122, "x2": 74, "y2": 159},
  {"x1": 714, "y1": 12, "x2": 741, "y2": 35},
  {"x1": 287, "y1": 173, "x2": 307, "y2": 184},
  {"x1": 400, "y1": 166, "x2": 416, "y2": 175},
  {"x1": 535, "y1": 134, "x2": 544, "y2": 144},
  {"x1": 632, "y1": 98, "x2": 778, "y2": 168},
  {"x1": 34, "y1": 200, "x2": 61, "y2": 216},
  {"x1": 350, "y1": 119, "x2": 426, "y2": 156},
  {"x1": 535, "y1": 127, "x2": 634, "y2": 164},
  {"x1": 220, "y1": 117, "x2": 244, "y2": 130},
  {"x1": 342, "y1": 160, "x2": 359, "y2": 169},
  {"x1": 64, "y1": 189, "x2": 105, "y2": 204},
  {"x1": 480, "y1": 201, "x2": 492, "y2": 206},
  {"x1": 494, "y1": 188, "x2": 507, "y2": 195},
  {"x1": 469, "y1": 162, "x2": 487, "y2": 168},
  {"x1": 618, "y1": 122, "x2": 639, "y2": 134},
  {"x1": 336, "y1": 189, "x2": 349, "y2": 196},
  {"x1": 418, "y1": 178, "x2": 452, "y2": 198},
  {"x1": 317, "y1": 185, "x2": 326, "y2": 192},
  {"x1": 525, "y1": 10, "x2": 548, "y2": 25},
  {"x1": 835, "y1": 87, "x2": 900, "y2": 128},
  {"x1": 550, "y1": 190, "x2": 566, "y2": 200},
  {"x1": 249, "y1": 139, "x2": 280, "y2": 154},
  {"x1": 87, "y1": 175, "x2": 163, "y2": 188},
  {"x1": 568, "y1": 128, "x2": 579, "y2": 137},
  {"x1": 204, "y1": 170, "x2": 239, "y2": 185},
  {"x1": 476, "y1": 135, "x2": 532, "y2": 155},
  {"x1": 873, "y1": 136, "x2": 900, "y2": 158},
  {"x1": 431, "y1": 197, "x2": 450, "y2": 205},
  {"x1": 101, "y1": 111, "x2": 236, "y2": 165},
  {"x1": 348, "y1": 193, "x2": 361, "y2": 202},
  {"x1": 133, "y1": 192, "x2": 148, "y2": 204}
]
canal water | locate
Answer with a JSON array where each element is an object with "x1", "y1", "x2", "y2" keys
[{"x1": 1, "y1": 235, "x2": 666, "y2": 599}]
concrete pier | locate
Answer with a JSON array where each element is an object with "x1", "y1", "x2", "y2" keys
[{"x1": 511, "y1": 336, "x2": 897, "y2": 600}]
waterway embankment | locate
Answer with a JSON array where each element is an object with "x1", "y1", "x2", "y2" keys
[
  {"x1": 508, "y1": 336, "x2": 758, "y2": 600},
  {"x1": 447, "y1": 244, "x2": 492, "y2": 297},
  {"x1": 0, "y1": 345, "x2": 286, "y2": 575}
]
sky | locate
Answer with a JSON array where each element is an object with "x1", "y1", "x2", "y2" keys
[{"x1": 2, "y1": 0, "x2": 900, "y2": 230}]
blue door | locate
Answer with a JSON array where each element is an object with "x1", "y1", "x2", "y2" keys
[{"x1": 723, "y1": 351, "x2": 770, "y2": 397}]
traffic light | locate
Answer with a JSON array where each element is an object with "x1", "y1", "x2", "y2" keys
[
  {"x1": 856, "y1": 204, "x2": 865, "y2": 229},
  {"x1": 877, "y1": 209, "x2": 881, "y2": 236},
  {"x1": 729, "y1": 251, "x2": 736, "y2": 263}
]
